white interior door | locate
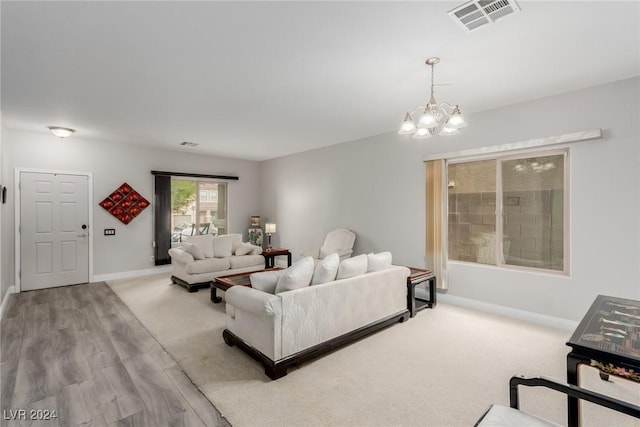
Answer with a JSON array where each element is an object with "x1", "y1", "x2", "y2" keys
[{"x1": 20, "y1": 171, "x2": 89, "y2": 291}]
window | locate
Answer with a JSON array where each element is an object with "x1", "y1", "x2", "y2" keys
[
  {"x1": 447, "y1": 150, "x2": 568, "y2": 273},
  {"x1": 171, "y1": 179, "x2": 228, "y2": 246},
  {"x1": 153, "y1": 171, "x2": 237, "y2": 265}
]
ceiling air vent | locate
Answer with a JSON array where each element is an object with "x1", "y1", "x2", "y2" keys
[
  {"x1": 180, "y1": 141, "x2": 199, "y2": 147},
  {"x1": 448, "y1": 0, "x2": 521, "y2": 32}
]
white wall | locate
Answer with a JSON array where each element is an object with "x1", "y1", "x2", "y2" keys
[
  {"x1": 261, "y1": 77, "x2": 640, "y2": 321},
  {"x1": 5, "y1": 130, "x2": 260, "y2": 284}
]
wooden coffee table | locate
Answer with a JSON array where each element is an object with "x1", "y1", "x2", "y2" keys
[{"x1": 211, "y1": 268, "x2": 283, "y2": 303}]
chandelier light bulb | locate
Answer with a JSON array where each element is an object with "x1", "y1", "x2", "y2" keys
[
  {"x1": 398, "y1": 113, "x2": 417, "y2": 135},
  {"x1": 439, "y1": 126, "x2": 460, "y2": 136},
  {"x1": 412, "y1": 128, "x2": 431, "y2": 139},
  {"x1": 447, "y1": 108, "x2": 467, "y2": 129},
  {"x1": 418, "y1": 111, "x2": 437, "y2": 128}
]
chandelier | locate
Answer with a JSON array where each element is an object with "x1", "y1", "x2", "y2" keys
[{"x1": 398, "y1": 57, "x2": 467, "y2": 138}]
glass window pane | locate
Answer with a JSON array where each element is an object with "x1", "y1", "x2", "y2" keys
[
  {"x1": 502, "y1": 154, "x2": 564, "y2": 271},
  {"x1": 447, "y1": 160, "x2": 497, "y2": 265},
  {"x1": 199, "y1": 190, "x2": 208, "y2": 202},
  {"x1": 170, "y1": 179, "x2": 196, "y2": 246}
]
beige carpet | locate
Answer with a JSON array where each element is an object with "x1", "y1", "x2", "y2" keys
[{"x1": 108, "y1": 274, "x2": 639, "y2": 427}]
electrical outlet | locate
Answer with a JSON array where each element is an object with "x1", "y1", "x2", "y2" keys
[{"x1": 104, "y1": 229, "x2": 116, "y2": 236}]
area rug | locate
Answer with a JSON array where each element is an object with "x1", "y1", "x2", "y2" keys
[{"x1": 108, "y1": 273, "x2": 639, "y2": 427}]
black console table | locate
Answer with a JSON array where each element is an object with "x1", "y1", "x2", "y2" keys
[{"x1": 566, "y1": 294, "x2": 640, "y2": 427}]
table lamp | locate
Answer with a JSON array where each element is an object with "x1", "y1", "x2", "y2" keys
[{"x1": 265, "y1": 223, "x2": 276, "y2": 251}]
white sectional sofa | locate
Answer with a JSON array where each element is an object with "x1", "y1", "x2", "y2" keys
[
  {"x1": 222, "y1": 253, "x2": 410, "y2": 379},
  {"x1": 168, "y1": 233, "x2": 265, "y2": 292}
]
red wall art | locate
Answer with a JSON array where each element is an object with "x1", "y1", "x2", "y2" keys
[{"x1": 99, "y1": 182, "x2": 150, "y2": 225}]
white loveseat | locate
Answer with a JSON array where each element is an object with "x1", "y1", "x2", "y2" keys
[
  {"x1": 222, "y1": 253, "x2": 410, "y2": 379},
  {"x1": 168, "y1": 233, "x2": 265, "y2": 292}
]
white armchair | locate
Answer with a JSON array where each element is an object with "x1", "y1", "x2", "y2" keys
[{"x1": 317, "y1": 228, "x2": 356, "y2": 261}]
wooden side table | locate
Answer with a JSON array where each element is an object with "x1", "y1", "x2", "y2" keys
[
  {"x1": 406, "y1": 267, "x2": 436, "y2": 317},
  {"x1": 262, "y1": 248, "x2": 292, "y2": 268}
]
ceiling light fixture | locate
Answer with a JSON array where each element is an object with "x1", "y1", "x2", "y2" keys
[
  {"x1": 398, "y1": 57, "x2": 467, "y2": 139},
  {"x1": 48, "y1": 126, "x2": 75, "y2": 138}
]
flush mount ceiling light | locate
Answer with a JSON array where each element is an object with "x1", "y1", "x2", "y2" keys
[
  {"x1": 48, "y1": 126, "x2": 75, "y2": 138},
  {"x1": 398, "y1": 57, "x2": 467, "y2": 139}
]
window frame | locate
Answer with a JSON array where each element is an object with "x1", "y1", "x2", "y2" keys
[{"x1": 446, "y1": 147, "x2": 570, "y2": 276}]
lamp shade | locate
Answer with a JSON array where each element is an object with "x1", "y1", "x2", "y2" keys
[
  {"x1": 412, "y1": 128, "x2": 432, "y2": 139},
  {"x1": 447, "y1": 113, "x2": 467, "y2": 129},
  {"x1": 265, "y1": 223, "x2": 276, "y2": 234},
  {"x1": 398, "y1": 120, "x2": 417, "y2": 135},
  {"x1": 418, "y1": 112, "x2": 437, "y2": 128},
  {"x1": 439, "y1": 126, "x2": 460, "y2": 136}
]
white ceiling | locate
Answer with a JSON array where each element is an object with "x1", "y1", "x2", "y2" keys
[{"x1": 2, "y1": 1, "x2": 639, "y2": 161}]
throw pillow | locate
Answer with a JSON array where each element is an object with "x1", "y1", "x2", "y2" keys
[
  {"x1": 185, "y1": 234, "x2": 214, "y2": 258},
  {"x1": 311, "y1": 253, "x2": 340, "y2": 285},
  {"x1": 367, "y1": 251, "x2": 392, "y2": 272},
  {"x1": 212, "y1": 235, "x2": 233, "y2": 258},
  {"x1": 250, "y1": 269, "x2": 285, "y2": 294},
  {"x1": 181, "y1": 242, "x2": 205, "y2": 260},
  {"x1": 336, "y1": 254, "x2": 368, "y2": 280},
  {"x1": 235, "y1": 242, "x2": 254, "y2": 256},
  {"x1": 275, "y1": 256, "x2": 314, "y2": 294}
]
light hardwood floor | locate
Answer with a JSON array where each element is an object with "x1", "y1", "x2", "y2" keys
[{"x1": 1, "y1": 282, "x2": 230, "y2": 427}]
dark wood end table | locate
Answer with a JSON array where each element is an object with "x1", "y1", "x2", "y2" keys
[
  {"x1": 566, "y1": 294, "x2": 640, "y2": 426},
  {"x1": 211, "y1": 267, "x2": 283, "y2": 303},
  {"x1": 406, "y1": 267, "x2": 436, "y2": 317},
  {"x1": 262, "y1": 248, "x2": 292, "y2": 268}
]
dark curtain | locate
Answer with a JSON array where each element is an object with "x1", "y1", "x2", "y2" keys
[{"x1": 154, "y1": 174, "x2": 172, "y2": 265}]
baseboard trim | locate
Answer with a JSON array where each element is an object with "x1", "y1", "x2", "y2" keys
[
  {"x1": 438, "y1": 293, "x2": 578, "y2": 331},
  {"x1": 0, "y1": 285, "x2": 17, "y2": 319},
  {"x1": 93, "y1": 266, "x2": 171, "y2": 283}
]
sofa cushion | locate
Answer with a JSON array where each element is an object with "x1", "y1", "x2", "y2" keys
[
  {"x1": 227, "y1": 255, "x2": 264, "y2": 270},
  {"x1": 367, "y1": 251, "x2": 392, "y2": 272},
  {"x1": 336, "y1": 254, "x2": 368, "y2": 280},
  {"x1": 311, "y1": 253, "x2": 339, "y2": 285},
  {"x1": 181, "y1": 242, "x2": 205, "y2": 260},
  {"x1": 275, "y1": 256, "x2": 314, "y2": 294},
  {"x1": 185, "y1": 258, "x2": 230, "y2": 274},
  {"x1": 250, "y1": 269, "x2": 285, "y2": 294},
  {"x1": 235, "y1": 242, "x2": 254, "y2": 256},
  {"x1": 213, "y1": 235, "x2": 234, "y2": 258},
  {"x1": 185, "y1": 234, "x2": 214, "y2": 258}
]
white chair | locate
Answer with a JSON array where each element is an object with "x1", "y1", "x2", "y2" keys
[
  {"x1": 475, "y1": 375, "x2": 640, "y2": 427},
  {"x1": 317, "y1": 228, "x2": 356, "y2": 261}
]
